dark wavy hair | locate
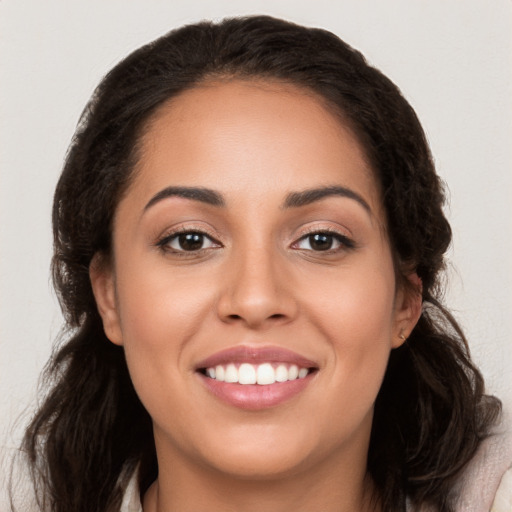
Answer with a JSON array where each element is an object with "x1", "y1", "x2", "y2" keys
[{"x1": 15, "y1": 15, "x2": 500, "y2": 512}]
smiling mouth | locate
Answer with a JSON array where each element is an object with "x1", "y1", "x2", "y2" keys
[
  {"x1": 199, "y1": 362, "x2": 315, "y2": 385},
  {"x1": 195, "y1": 346, "x2": 319, "y2": 409}
]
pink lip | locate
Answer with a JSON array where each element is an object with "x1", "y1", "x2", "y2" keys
[
  {"x1": 195, "y1": 345, "x2": 318, "y2": 410},
  {"x1": 195, "y1": 345, "x2": 318, "y2": 370},
  {"x1": 198, "y1": 375, "x2": 315, "y2": 410}
]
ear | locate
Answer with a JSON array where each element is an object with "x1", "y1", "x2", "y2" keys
[
  {"x1": 392, "y1": 273, "x2": 422, "y2": 349},
  {"x1": 89, "y1": 254, "x2": 123, "y2": 346}
]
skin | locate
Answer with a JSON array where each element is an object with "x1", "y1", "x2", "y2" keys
[{"x1": 91, "y1": 80, "x2": 421, "y2": 512}]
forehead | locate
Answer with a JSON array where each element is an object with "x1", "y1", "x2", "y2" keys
[{"x1": 127, "y1": 79, "x2": 382, "y2": 217}]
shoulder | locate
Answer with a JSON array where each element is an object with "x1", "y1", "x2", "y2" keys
[
  {"x1": 452, "y1": 408, "x2": 512, "y2": 512},
  {"x1": 492, "y1": 466, "x2": 512, "y2": 512},
  {"x1": 407, "y1": 408, "x2": 512, "y2": 512},
  {"x1": 120, "y1": 473, "x2": 143, "y2": 512}
]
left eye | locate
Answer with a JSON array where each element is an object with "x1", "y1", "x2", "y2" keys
[
  {"x1": 162, "y1": 232, "x2": 218, "y2": 252},
  {"x1": 294, "y1": 232, "x2": 348, "y2": 252}
]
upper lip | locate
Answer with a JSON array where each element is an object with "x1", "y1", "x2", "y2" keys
[{"x1": 195, "y1": 345, "x2": 318, "y2": 370}]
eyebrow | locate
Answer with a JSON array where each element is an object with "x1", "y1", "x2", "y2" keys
[
  {"x1": 143, "y1": 184, "x2": 371, "y2": 215},
  {"x1": 283, "y1": 186, "x2": 371, "y2": 213},
  {"x1": 144, "y1": 186, "x2": 225, "y2": 211}
]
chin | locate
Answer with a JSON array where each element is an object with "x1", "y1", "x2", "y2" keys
[
  {"x1": 206, "y1": 448, "x2": 314, "y2": 481},
  {"x1": 187, "y1": 423, "x2": 326, "y2": 480}
]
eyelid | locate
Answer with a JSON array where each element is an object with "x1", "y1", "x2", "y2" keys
[{"x1": 293, "y1": 222, "x2": 353, "y2": 241}]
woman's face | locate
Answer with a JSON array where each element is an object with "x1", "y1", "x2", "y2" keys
[{"x1": 92, "y1": 80, "x2": 419, "y2": 480}]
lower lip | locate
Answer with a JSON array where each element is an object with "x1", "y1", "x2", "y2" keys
[{"x1": 198, "y1": 373, "x2": 314, "y2": 410}]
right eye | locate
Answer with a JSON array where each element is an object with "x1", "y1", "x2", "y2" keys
[{"x1": 157, "y1": 231, "x2": 220, "y2": 252}]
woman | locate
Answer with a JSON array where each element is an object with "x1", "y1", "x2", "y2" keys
[{"x1": 16, "y1": 15, "x2": 509, "y2": 512}]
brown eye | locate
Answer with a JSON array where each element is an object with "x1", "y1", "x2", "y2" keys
[
  {"x1": 308, "y1": 233, "x2": 334, "y2": 251},
  {"x1": 177, "y1": 233, "x2": 205, "y2": 251},
  {"x1": 293, "y1": 231, "x2": 354, "y2": 252},
  {"x1": 159, "y1": 231, "x2": 219, "y2": 252}
]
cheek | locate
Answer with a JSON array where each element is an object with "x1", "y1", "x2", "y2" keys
[
  {"x1": 308, "y1": 260, "x2": 396, "y2": 344},
  {"x1": 304, "y1": 261, "x2": 397, "y2": 407},
  {"x1": 113, "y1": 258, "x2": 217, "y2": 403},
  {"x1": 116, "y1": 252, "x2": 215, "y2": 341}
]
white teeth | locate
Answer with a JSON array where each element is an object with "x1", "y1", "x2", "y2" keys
[
  {"x1": 275, "y1": 364, "x2": 288, "y2": 382},
  {"x1": 288, "y1": 365, "x2": 299, "y2": 380},
  {"x1": 256, "y1": 363, "x2": 276, "y2": 385},
  {"x1": 204, "y1": 363, "x2": 310, "y2": 385},
  {"x1": 215, "y1": 365, "x2": 225, "y2": 382},
  {"x1": 224, "y1": 363, "x2": 238, "y2": 383},
  {"x1": 239, "y1": 363, "x2": 257, "y2": 384},
  {"x1": 298, "y1": 368, "x2": 308, "y2": 379}
]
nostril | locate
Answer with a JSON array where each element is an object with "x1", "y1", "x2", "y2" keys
[
  {"x1": 224, "y1": 312, "x2": 287, "y2": 325},
  {"x1": 217, "y1": 288, "x2": 297, "y2": 327}
]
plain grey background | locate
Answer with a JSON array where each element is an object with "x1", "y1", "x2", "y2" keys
[{"x1": 1, "y1": 1, "x2": 511, "y2": 506}]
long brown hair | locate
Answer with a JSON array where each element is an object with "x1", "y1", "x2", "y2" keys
[{"x1": 15, "y1": 15, "x2": 500, "y2": 512}]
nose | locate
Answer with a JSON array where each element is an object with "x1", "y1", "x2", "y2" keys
[{"x1": 216, "y1": 246, "x2": 298, "y2": 329}]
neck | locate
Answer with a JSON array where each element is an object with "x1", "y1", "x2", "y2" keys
[{"x1": 143, "y1": 441, "x2": 379, "y2": 512}]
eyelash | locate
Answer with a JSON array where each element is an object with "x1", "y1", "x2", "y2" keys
[
  {"x1": 155, "y1": 227, "x2": 222, "y2": 255},
  {"x1": 292, "y1": 228, "x2": 355, "y2": 253},
  {"x1": 155, "y1": 227, "x2": 355, "y2": 255}
]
